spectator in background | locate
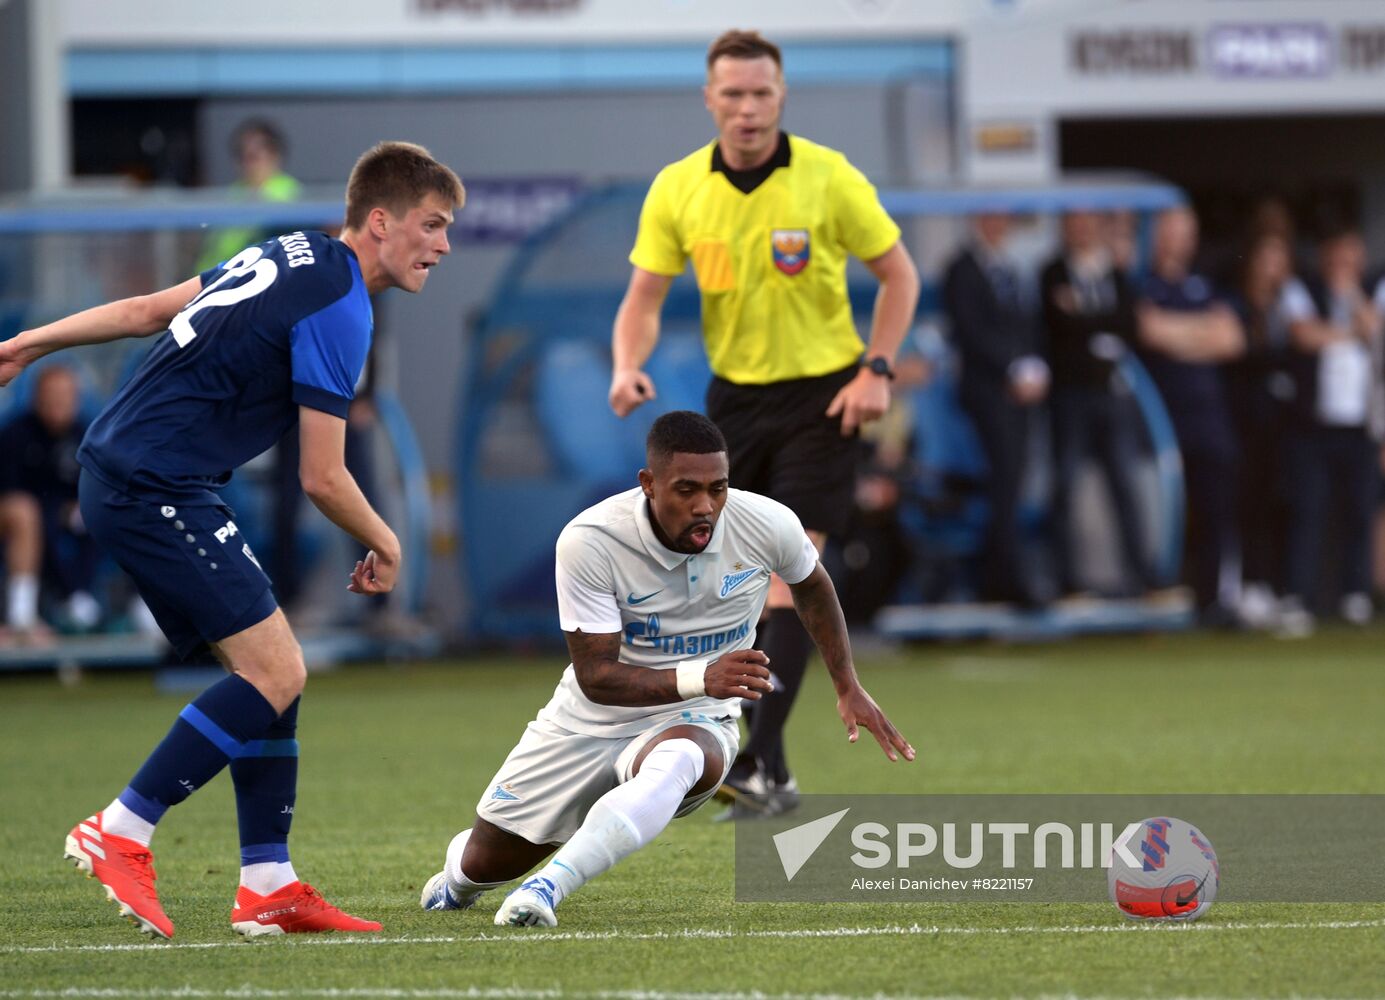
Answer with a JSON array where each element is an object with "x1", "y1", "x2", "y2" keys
[
  {"x1": 1105, "y1": 209, "x2": 1140, "y2": 273},
  {"x1": 943, "y1": 212, "x2": 1050, "y2": 606},
  {"x1": 1251, "y1": 198, "x2": 1296, "y2": 246},
  {"x1": 1226, "y1": 231, "x2": 1296, "y2": 626},
  {"x1": 0, "y1": 365, "x2": 101, "y2": 644},
  {"x1": 1136, "y1": 207, "x2": 1245, "y2": 624},
  {"x1": 195, "y1": 119, "x2": 302, "y2": 273},
  {"x1": 1041, "y1": 210, "x2": 1154, "y2": 597},
  {"x1": 1279, "y1": 224, "x2": 1384, "y2": 636}
]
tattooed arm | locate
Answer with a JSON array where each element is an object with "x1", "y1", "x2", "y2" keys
[
  {"x1": 566, "y1": 629, "x2": 772, "y2": 707},
  {"x1": 788, "y1": 563, "x2": 916, "y2": 762}
]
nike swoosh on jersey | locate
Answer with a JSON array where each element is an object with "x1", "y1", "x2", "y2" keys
[{"x1": 627, "y1": 590, "x2": 662, "y2": 605}]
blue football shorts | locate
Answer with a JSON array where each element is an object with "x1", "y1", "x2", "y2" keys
[{"x1": 78, "y1": 469, "x2": 278, "y2": 659}]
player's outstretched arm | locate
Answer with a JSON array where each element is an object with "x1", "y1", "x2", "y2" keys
[
  {"x1": 298, "y1": 406, "x2": 401, "y2": 595},
  {"x1": 609, "y1": 267, "x2": 673, "y2": 417},
  {"x1": 567, "y1": 628, "x2": 774, "y2": 706},
  {"x1": 788, "y1": 563, "x2": 916, "y2": 762},
  {"x1": 0, "y1": 277, "x2": 202, "y2": 388}
]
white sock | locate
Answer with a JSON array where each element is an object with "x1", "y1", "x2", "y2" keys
[
  {"x1": 536, "y1": 738, "x2": 704, "y2": 907},
  {"x1": 101, "y1": 798, "x2": 156, "y2": 846},
  {"x1": 444, "y1": 828, "x2": 510, "y2": 897},
  {"x1": 6, "y1": 574, "x2": 38, "y2": 629},
  {"x1": 240, "y1": 861, "x2": 298, "y2": 895}
]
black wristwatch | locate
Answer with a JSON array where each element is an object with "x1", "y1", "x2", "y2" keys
[{"x1": 863, "y1": 356, "x2": 896, "y2": 380}]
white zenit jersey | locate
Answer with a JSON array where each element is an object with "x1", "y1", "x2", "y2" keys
[{"x1": 540, "y1": 486, "x2": 819, "y2": 736}]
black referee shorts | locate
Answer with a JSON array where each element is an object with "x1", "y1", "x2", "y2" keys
[{"x1": 705, "y1": 363, "x2": 861, "y2": 538}]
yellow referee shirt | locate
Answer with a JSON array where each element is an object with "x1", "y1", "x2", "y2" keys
[{"x1": 629, "y1": 133, "x2": 901, "y2": 385}]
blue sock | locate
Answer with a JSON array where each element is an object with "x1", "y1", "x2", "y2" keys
[
  {"x1": 117, "y1": 674, "x2": 280, "y2": 827},
  {"x1": 231, "y1": 696, "x2": 299, "y2": 869}
]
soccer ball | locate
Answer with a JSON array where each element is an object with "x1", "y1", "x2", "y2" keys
[{"x1": 1108, "y1": 816, "x2": 1219, "y2": 921}]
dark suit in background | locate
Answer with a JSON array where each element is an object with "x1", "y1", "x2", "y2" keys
[
  {"x1": 943, "y1": 238, "x2": 1047, "y2": 604},
  {"x1": 1041, "y1": 247, "x2": 1154, "y2": 595}
]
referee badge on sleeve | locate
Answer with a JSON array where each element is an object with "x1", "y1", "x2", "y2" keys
[{"x1": 771, "y1": 229, "x2": 810, "y2": 275}]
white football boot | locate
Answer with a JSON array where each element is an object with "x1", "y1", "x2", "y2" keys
[
  {"x1": 419, "y1": 829, "x2": 488, "y2": 912},
  {"x1": 493, "y1": 876, "x2": 558, "y2": 927}
]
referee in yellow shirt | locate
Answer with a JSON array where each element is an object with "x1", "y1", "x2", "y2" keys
[{"x1": 608, "y1": 29, "x2": 920, "y2": 816}]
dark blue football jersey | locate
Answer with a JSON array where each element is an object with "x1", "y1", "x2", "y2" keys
[{"x1": 78, "y1": 231, "x2": 372, "y2": 504}]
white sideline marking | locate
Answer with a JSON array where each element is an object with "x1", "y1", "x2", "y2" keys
[
  {"x1": 4, "y1": 917, "x2": 1382, "y2": 957},
  {"x1": 0, "y1": 987, "x2": 1020, "y2": 1000},
  {"x1": 0, "y1": 986, "x2": 1362, "y2": 991}
]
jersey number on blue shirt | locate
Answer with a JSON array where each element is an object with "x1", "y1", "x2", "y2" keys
[{"x1": 171, "y1": 246, "x2": 279, "y2": 348}]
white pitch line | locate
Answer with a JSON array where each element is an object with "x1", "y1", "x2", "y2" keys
[
  {"x1": 0, "y1": 988, "x2": 1032, "y2": 1000},
  {"x1": 0, "y1": 989, "x2": 952, "y2": 1000},
  {"x1": 4, "y1": 918, "x2": 1383, "y2": 957}
]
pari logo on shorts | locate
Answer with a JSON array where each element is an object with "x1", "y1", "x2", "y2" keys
[
  {"x1": 719, "y1": 566, "x2": 762, "y2": 598},
  {"x1": 771, "y1": 229, "x2": 810, "y2": 275}
]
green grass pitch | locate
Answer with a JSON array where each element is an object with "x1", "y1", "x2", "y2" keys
[{"x1": 2, "y1": 628, "x2": 1383, "y2": 998}]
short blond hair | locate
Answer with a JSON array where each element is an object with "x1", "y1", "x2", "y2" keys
[{"x1": 344, "y1": 141, "x2": 464, "y2": 230}]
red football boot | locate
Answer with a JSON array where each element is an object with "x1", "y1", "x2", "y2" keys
[
  {"x1": 64, "y1": 813, "x2": 174, "y2": 939},
  {"x1": 231, "y1": 881, "x2": 382, "y2": 936}
]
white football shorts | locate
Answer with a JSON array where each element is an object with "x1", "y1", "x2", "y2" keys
[{"x1": 474, "y1": 710, "x2": 739, "y2": 845}]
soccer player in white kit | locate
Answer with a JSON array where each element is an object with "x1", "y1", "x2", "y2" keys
[{"x1": 420, "y1": 411, "x2": 914, "y2": 927}]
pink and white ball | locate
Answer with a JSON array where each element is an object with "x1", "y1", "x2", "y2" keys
[{"x1": 1108, "y1": 816, "x2": 1220, "y2": 921}]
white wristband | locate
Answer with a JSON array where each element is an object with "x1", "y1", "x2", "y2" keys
[{"x1": 675, "y1": 660, "x2": 706, "y2": 700}]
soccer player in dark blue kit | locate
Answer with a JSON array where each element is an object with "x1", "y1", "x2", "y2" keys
[{"x1": 0, "y1": 141, "x2": 463, "y2": 939}]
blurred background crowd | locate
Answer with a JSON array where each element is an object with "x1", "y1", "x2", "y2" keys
[{"x1": 927, "y1": 198, "x2": 1385, "y2": 637}]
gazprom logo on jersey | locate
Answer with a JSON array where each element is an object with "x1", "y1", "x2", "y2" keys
[
  {"x1": 719, "y1": 567, "x2": 761, "y2": 598},
  {"x1": 624, "y1": 612, "x2": 751, "y2": 657},
  {"x1": 624, "y1": 612, "x2": 660, "y2": 646}
]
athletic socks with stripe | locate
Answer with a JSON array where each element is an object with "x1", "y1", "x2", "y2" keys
[
  {"x1": 231, "y1": 696, "x2": 300, "y2": 893},
  {"x1": 99, "y1": 675, "x2": 301, "y2": 892}
]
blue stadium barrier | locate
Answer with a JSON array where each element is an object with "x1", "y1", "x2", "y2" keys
[
  {"x1": 374, "y1": 391, "x2": 433, "y2": 607},
  {"x1": 0, "y1": 199, "x2": 346, "y2": 234},
  {"x1": 0, "y1": 303, "x2": 25, "y2": 342},
  {"x1": 456, "y1": 177, "x2": 1190, "y2": 641},
  {"x1": 1118, "y1": 353, "x2": 1185, "y2": 585}
]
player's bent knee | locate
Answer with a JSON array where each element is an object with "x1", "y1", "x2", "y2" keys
[
  {"x1": 229, "y1": 658, "x2": 305, "y2": 712},
  {"x1": 219, "y1": 643, "x2": 305, "y2": 693},
  {"x1": 635, "y1": 732, "x2": 718, "y2": 796},
  {"x1": 214, "y1": 610, "x2": 307, "y2": 711},
  {"x1": 275, "y1": 656, "x2": 308, "y2": 700}
]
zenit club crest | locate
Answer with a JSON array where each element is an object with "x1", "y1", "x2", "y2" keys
[{"x1": 771, "y1": 229, "x2": 810, "y2": 275}]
